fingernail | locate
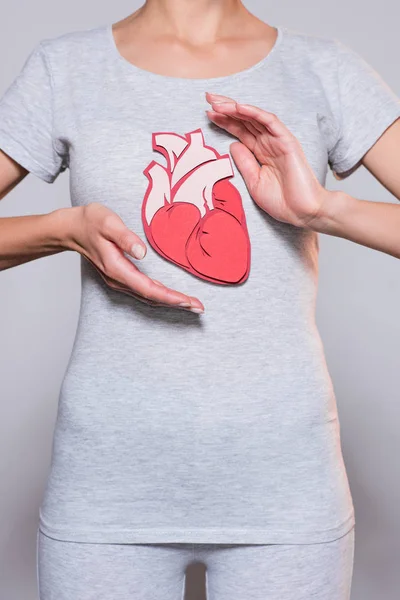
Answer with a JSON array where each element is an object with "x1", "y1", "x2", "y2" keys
[
  {"x1": 132, "y1": 244, "x2": 145, "y2": 259},
  {"x1": 178, "y1": 302, "x2": 192, "y2": 308},
  {"x1": 190, "y1": 307, "x2": 204, "y2": 314}
]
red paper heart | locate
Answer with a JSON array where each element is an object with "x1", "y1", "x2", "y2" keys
[{"x1": 142, "y1": 128, "x2": 251, "y2": 285}]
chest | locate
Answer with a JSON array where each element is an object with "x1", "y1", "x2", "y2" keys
[
  {"x1": 68, "y1": 82, "x2": 329, "y2": 203},
  {"x1": 65, "y1": 82, "x2": 327, "y2": 290}
]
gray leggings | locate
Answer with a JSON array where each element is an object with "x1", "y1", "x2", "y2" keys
[{"x1": 37, "y1": 526, "x2": 355, "y2": 599}]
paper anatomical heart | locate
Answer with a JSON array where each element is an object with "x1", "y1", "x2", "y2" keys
[{"x1": 142, "y1": 128, "x2": 251, "y2": 285}]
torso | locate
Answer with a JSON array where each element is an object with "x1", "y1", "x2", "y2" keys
[{"x1": 37, "y1": 22, "x2": 355, "y2": 545}]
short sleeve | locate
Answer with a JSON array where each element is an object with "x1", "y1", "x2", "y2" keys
[
  {"x1": 0, "y1": 42, "x2": 68, "y2": 183},
  {"x1": 328, "y1": 39, "x2": 400, "y2": 178}
]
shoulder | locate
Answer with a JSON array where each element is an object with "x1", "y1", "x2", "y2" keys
[
  {"x1": 279, "y1": 26, "x2": 343, "y2": 70},
  {"x1": 277, "y1": 26, "x2": 360, "y2": 101},
  {"x1": 37, "y1": 25, "x2": 108, "y2": 70}
]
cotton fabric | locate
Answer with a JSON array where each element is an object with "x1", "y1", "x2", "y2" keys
[
  {"x1": 37, "y1": 527, "x2": 355, "y2": 600},
  {"x1": 1, "y1": 23, "x2": 399, "y2": 545}
]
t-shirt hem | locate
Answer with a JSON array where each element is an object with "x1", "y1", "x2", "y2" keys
[
  {"x1": 0, "y1": 128, "x2": 57, "y2": 183},
  {"x1": 38, "y1": 511, "x2": 355, "y2": 545}
]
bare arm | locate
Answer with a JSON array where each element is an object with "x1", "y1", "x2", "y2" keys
[
  {"x1": 0, "y1": 150, "x2": 29, "y2": 201},
  {"x1": 0, "y1": 149, "x2": 70, "y2": 269},
  {"x1": 307, "y1": 118, "x2": 400, "y2": 258},
  {"x1": 206, "y1": 94, "x2": 400, "y2": 260},
  {"x1": 0, "y1": 149, "x2": 204, "y2": 313}
]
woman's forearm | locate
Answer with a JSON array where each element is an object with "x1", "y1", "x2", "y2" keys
[
  {"x1": 3, "y1": 191, "x2": 399, "y2": 272},
  {"x1": 309, "y1": 191, "x2": 400, "y2": 259},
  {"x1": 0, "y1": 207, "x2": 79, "y2": 271}
]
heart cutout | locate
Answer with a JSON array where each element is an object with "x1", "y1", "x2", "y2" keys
[{"x1": 142, "y1": 128, "x2": 251, "y2": 284}]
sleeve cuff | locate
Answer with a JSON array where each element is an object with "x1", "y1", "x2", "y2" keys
[
  {"x1": 331, "y1": 103, "x2": 400, "y2": 178},
  {"x1": 0, "y1": 128, "x2": 57, "y2": 183}
]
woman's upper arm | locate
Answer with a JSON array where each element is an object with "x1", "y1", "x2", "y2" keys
[
  {"x1": 0, "y1": 148, "x2": 29, "y2": 201},
  {"x1": 359, "y1": 116, "x2": 400, "y2": 200}
]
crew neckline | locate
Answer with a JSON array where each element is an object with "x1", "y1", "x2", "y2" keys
[{"x1": 105, "y1": 23, "x2": 285, "y2": 85}]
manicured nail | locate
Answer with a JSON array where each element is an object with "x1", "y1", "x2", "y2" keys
[
  {"x1": 190, "y1": 307, "x2": 204, "y2": 314},
  {"x1": 132, "y1": 244, "x2": 145, "y2": 259}
]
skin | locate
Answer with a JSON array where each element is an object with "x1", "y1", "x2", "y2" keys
[
  {"x1": 205, "y1": 96, "x2": 400, "y2": 259},
  {"x1": 1, "y1": 0, "x2": 400, "y2": 315}
]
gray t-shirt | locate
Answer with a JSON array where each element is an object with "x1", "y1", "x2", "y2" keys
[{"x1": 1, "y1": 22, "x2": 399, "y2": 545}]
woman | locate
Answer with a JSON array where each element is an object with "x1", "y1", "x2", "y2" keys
[{"x1": 1, "y1": 1, "x2": 399, "y2": 598}]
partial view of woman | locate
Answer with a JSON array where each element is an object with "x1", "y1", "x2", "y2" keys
[{"x1": 1, "y1": 1, "x2": 400, "y2": 599}]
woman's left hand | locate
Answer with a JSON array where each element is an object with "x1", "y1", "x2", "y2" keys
[{"x1": 205, "y1": 92, "x2": 333, "y2": 229}]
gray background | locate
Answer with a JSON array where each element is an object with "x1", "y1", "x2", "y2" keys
[{"x1": 0, "y1": 1, "x2": 399, "y2": 599}]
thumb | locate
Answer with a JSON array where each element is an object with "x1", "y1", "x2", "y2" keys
[
  {"x1": 106, "y1": 221, "x2": 147, "y2": 260},
  {"x1": 229, "y1": 141, "x2": 260, "y2": 196}
]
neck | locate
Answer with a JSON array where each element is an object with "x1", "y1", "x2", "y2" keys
[{"x1": 129, "y1": 0, "x2": 252, "y2": 43}]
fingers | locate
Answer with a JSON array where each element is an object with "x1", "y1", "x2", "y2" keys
[
  {"x1": 77, "y1": 204, "x2": 204, "y2": 313},
  {"x1": 205, "y1": 92, "x2": 259, "y2": 138},
  {"x1": 240, "y1": 119, "x2": 262, "y2": 138},
  {"x1": 229, "y1": 141, "x2": 261, "y2": 196},
  {"x1": 208, "y1": 104, "x2": 266, "y2": 138},
  {"x1": 206, "y1": 93, "x2": 267, "y2": 135},
  {"x1": 236, "y1": 103, "x2": 290, "y2": 138},
  {"x1": 95, "y1": 214, "x2": 204, "y2": 312},
  {"x1": 96, "y1": 241, "x2": 205, "y2": 313},
  {"x1": 101, "y1": 213, "x2": 147, "y2": 260},
  {"x1": 101, "y1": 281, "x2": 189, "y2": 311},
  {"x1": 210, "y1": 101, "x2": 271, "y2": 135},
  {"x1": 206, "y1": 93, "x2": 292, "y2": 141},
  {"x1": 206, "y1": 110, "x2": 256, "y2": 149},
  {"x1": 205, "y1": 92, "x2": 235, "y2": 104}
]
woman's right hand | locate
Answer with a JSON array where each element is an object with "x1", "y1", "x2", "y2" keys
[{"x1": 64, "y1": 202, "x2": 204, "y2": 313}]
